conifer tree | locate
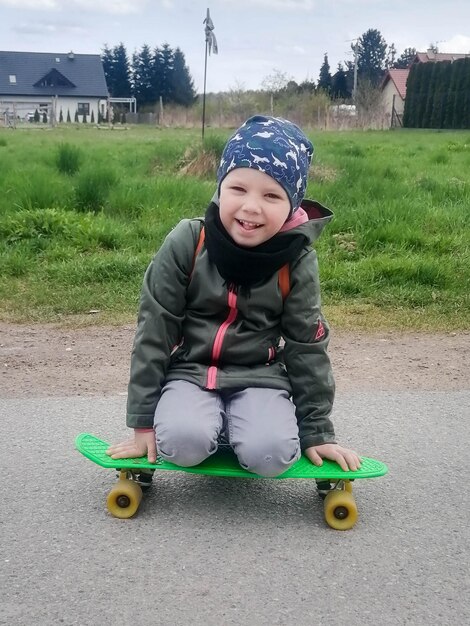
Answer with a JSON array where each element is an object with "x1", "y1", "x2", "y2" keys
[
  {"x1": 318, "y1": 54, "x2": 332, "y2": 94},
  {"x1": 169, "y1": 47, "x2": 196, "y2": 106},
  {"x1": 66, "y1": 109, "x2": 71, "y2": 123},
  {"x1": 59, "y1": 108, "x2": 63, "y2": 123},
  {"x1": 331, "y1": 63, "x2": 349, "y2": 99}
]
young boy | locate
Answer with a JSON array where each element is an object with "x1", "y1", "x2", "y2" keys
[{"x1": 107, "y1": 115, "x2": 360, "y2": 476}]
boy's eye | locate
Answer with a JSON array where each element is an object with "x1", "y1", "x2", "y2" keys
[
  {"x1": 230, "y1": 185, "x2": 245, "y2": 192},
  {"x1": 266, "y1": 192, "x2": 281, "y2": 199}
]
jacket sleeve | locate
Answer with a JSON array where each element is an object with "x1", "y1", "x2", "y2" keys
[
  {"x1": 126, "y1": 219, "x2": 201, "y2": 428},
  {"x1": 281, "y1": 248, "x2": 336, "y2": 450}
]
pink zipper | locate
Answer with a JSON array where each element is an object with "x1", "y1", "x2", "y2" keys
[{"x1": 206, "y1": 288, "x2": 238, "y2": 389}]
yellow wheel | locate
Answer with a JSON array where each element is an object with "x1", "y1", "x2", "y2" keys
[
  {"x1": 324, "y1": 490, "x2": 358, "y2": 530},
  {"x1": 106, "y1": 479, "x2": 142, "y2": 519}
]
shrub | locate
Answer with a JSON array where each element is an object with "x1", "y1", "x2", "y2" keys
[
  {"x1": 56, "y1": 143, "x2": 82, "y2": 176},
  {"x1": 75, "y1": 167, "x2": 117, "y2": 212}
]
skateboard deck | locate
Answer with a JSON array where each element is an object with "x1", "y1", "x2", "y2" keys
[{"x1": 76, "y1": 433, "x2": 388, "y2": 529}]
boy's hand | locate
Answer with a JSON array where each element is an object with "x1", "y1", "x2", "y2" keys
[
  {"x1": 305, "y1": 443, "x2": 361, "y2": 472},
  {"x1": 106, "y1": 430, "x2": 157, "y2": 463}
]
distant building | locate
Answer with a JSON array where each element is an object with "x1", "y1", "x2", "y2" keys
[
  {"x1": 381, "y1": 69, "x2": 409, "y2": 127},
  {"x1": 0, "y1": 50, "x2": 108, "y2": 123}
]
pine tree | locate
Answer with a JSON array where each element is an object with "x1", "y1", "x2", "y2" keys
[
  {"x1": 394, "y1": 48, "x2": 417, "y2": 69},
  {"x1": 331, "y1": 63, "x2": 349, "y2": 99},
  {"x1": 59, "y1": 108, "x2": 63, "y2": 123},
  {"x1": 132, "y1": 44, "x2": 156, "y2": 107},
  {"x1": 431, "y1": 62, "x2": 451, "y2": 128},
  {"x1": 82, "y1": 113, "x2": 87, "y2": 123},
  {"x1": 42, "y1": 111, "x2": 47, "y2": 123},
  {"x1": 101, "y1": 44, "x2": 114, "y2": 95},
  {"x1": 66, "y1": 109, "x2": 71, "y2": 123},
  {"x1": 74, "y1": 110, "x2": 79, "y2": 123},
  {"x1": 422, "y1": 62, "x2": 439, "y2": 128},
  {"x1": 403, "y1": 64, "x2": 419, "y2": 127},
  {"x1": 112, "y1": 43, "x2": 132, "y2": 97},
  {"x1": 34, "y1": 109, "x2": 40, "y2": 123},
  {"x1": 415, "y1": 64, "x2": 430, "y2": 127},
  {"x1": 159, "y1": 43, "x2": 174, "y2": 104},
  {"x1": 318, "y1": 53, "x2": 332, "y2": 94},
  {"x1": 169, "y1": 47, "x2": 196, "y2": 105},
  {"x1": 462, "y1": 58, "x2": 470, "y2": 128},
  {"x1": 355, "y1": 29, "x2": 388, "y2": 86}
]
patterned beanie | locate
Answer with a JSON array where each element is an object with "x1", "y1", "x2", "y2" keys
[{"x1": 217, "y1": 115, "x2": 314, "y2": 214}]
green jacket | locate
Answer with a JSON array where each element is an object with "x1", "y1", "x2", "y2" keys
[{"x1": 127, "y1": 199, "x2": 336, "y2": 450}]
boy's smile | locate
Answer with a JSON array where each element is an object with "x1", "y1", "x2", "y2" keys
[{"x1": 219, "y1": 168, "x2": 291, "y2": 247}]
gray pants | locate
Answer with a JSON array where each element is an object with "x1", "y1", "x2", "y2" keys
[{"x1": 154, "y1": 380, "x2": 300, "y2": 478}]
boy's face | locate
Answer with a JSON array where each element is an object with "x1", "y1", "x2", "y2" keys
[{"x1": 219, "y1": 168, "x2": 291, "y2": 247}]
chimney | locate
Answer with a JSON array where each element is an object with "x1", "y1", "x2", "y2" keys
[{"x1": 68, "y1": 51, "x2": 75, "y2": 60}]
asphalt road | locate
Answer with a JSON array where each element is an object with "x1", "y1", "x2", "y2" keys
[{"x1": 1, "y1": 391, "x2": 469, "y2": 626}]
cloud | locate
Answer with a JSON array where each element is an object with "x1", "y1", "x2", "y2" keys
[
  {"x1": 439, "y1": 35, "x2": 470, "y2": 54},
  {"x1": 221, "y1": 0, "x2": 316, "y2": 10},
  {"x1": 0, "y1": 0, "x2": 58, "y2": 8},
  {"x1": 13, "y1": 21, "x2": 86, "y2": 36},
  {"x1": 0, "y1": 0, "x2": 150, "y2": 14}
]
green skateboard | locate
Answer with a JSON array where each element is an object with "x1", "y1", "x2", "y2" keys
[{"x1": 75, "y1": 433, "x2": 388, "y2": 530}]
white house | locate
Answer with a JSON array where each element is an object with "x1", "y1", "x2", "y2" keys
[
  {"x1": 0, "y1": 50, "x2": 108, "y2": 124},
  {"x1": 381, "y1": 69, "x2": 409, "y2": 127}
]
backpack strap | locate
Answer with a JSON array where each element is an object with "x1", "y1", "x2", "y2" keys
[
  {"x1": 190, "y1": 225, "x2": 206, "y2": 280},
  {"x1": 191, "y1": 226, "x2": 290, "y2": 300},
  {"x1": 278, "y1": 263, "x2": 290, "y2": 301}
]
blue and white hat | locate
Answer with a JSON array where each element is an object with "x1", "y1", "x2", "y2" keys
[{"x1": 217, "y1": 115, "x2": 314, "y2": 214}]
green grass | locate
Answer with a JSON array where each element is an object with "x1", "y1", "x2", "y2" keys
[{"x1": 0, "y1": 125, "x2": 469, "y2": 330}]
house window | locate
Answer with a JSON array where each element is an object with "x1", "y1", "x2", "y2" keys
[
  {"x1": 9, "y1": 75, "x2": 17, "y2": 84},
  {"x1": 77, "y1": 103, "x2": 90, "y2": 116}
]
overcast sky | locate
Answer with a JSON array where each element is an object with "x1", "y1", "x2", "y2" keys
[{"x1": 1, "y1": 0, "x2": 469, "y2": 93}]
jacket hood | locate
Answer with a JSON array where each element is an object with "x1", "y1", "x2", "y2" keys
[{"x1": 279, "y1": 198, "x2": 333, "y2": 245}]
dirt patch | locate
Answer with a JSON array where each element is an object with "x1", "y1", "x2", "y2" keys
[{"x1": 1, "y1": 323, "x2": 468, "y2": 398}]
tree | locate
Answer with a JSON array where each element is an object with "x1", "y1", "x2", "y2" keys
[
  {"x1": 91, "y1": 110, "x2": 95, "y2": 124},
  {"x1": 34, "y1": 108, "x2": 40, "y2": 123},
  {"x1": 66, "y1": 109, "x2": 71, "y2": 123},
  {"x1": 317, "y1": 53, "x2": 332, "y2": 94},
  {"x1": 261, "y1": 68, "x2": 291, "y2": 93},
  {"x1": 111, "y1": 43, "x2": 132, "y2": 97},
  {"x1": 42, "y1": 111, "x2": 47, "y2": 123},
  {"x1": 386, "y1": 43, "x2": 397, "y2": 69},
  {"x1": 74, "y1": 110, "x2": 79, "y2": 123},
  {"x1": 59, "y1": 108, "x2": 63, "y2": 123},
  {"x1": 101, "y1": 44, "x2": 114, "y2": 95},
  {"x1": 158, "y1": 43, "x2": 174, "y2": 103},
  {"x1": 394, "y1": 47, "x2": 417, "y2": 69},
  {"x1": 132, "y1": 44, "x2": 156, "y2": 107},
  {"x1": 169, "y1": 47, "x2": 196, "y2": 106},
  {"x1": 354, "y1": 28, "x2": 388, "y2": 86},
  {"x1": 331, "y1": 63, "x2": 349, "y2": 99}
]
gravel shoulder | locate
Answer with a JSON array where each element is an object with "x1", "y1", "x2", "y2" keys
[{"x1": 1, "y1": 323, "x2": 468, "y2": 397}]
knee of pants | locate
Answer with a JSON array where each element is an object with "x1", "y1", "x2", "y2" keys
[
  {"x1": 156, "y1": 424, "x2": 219, "y2": 468},
  {"x1": 235, "y1": 437, "x2": 300, "y2": 478}
]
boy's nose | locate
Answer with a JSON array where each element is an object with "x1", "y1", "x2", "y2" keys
[{"x1": 241, "y1": 194, "x2": 261, "y2": 214}]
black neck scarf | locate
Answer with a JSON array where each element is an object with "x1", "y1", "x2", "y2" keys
[{"x1": 203, "y1": 202, "x2": 308, "y2": 292}]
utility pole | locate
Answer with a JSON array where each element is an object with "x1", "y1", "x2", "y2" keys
[{"x1": 353, "y1": 39, "x2": 359, "y2": 102}]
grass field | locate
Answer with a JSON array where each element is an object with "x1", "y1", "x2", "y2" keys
[{"x1": 0, "y1": 124, "x2": 469, "y2": 330}]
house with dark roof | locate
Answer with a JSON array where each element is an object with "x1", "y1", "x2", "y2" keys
[{"x1": 0, "y1": 50, "x2": 108, "y2": 124}]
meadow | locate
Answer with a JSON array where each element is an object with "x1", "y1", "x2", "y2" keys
[{"x1": 0, "y1": 125, "x2": 469, "y2": 330}]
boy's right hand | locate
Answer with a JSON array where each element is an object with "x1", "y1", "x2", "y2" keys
[{"x1": 106, "y1": 430, "x2": 157, "y2": 463}]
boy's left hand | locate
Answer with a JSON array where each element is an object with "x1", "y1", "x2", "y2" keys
[{"x1": 305, "y1": 444, "x2": 361, "y2": 472}]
